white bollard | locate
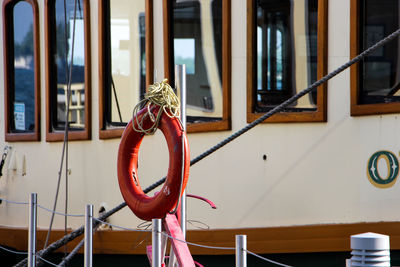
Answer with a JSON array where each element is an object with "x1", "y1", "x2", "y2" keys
[
  {"x1": 236, "y1": 235, "x2": 247, "y2": 267},
  {"x1": 28, "y1": 193, "x2": 37, "y2": 267},
  {"x1": 350, "y1": 232, "x2": 390, "y2": 267},
  {"x1": 152, "y1": 218, "x2": 162, "y2": 267},
  {"x1": 84, "y1": 204, "x2": 93, "y2": 267}
]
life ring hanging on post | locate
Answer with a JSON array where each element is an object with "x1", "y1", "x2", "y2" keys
[{"x1": 117, "y1": 105, "x2": 190, "y2": 221}]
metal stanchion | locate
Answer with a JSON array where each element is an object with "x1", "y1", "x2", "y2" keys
[
  {"x1": 175, "y1": 64, "x2": 187, "y2": 237},
  {"x1": 28, "y1": 193, "x2": 37, "y2": 267},
  {"x1": 84, "y1": 204, "x2": 93, "y2": 267},
  {"x1": 236, "y1": 235, "x2": 247, "y2": 267},
  {"x1": 152, "y1": 219, "x2": 162, "y2": 267}
]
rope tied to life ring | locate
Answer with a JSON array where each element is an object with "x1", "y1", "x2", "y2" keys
[
  {"x1": 118, "y1": 79, "x2": 190, "y2": 221},
  {"x1": 132, "y1": 78, "x2": 181, "y2": 135}
]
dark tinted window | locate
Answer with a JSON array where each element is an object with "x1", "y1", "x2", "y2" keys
[
  {"x1": 359, "y1": 0, "x2": 400, "y2": 104},
  {"x1": 172, "y1": 0, "x2": 223, "y2": 123},
  {"x1": 49, "y1": 0, "x2": 86, "y2": 130},
  {"x1": 255, "y1": 0, "x2": 318, "y2": 112},
  {"x1": 11, "y1": 1, "x2": 35, "y2": 132}
]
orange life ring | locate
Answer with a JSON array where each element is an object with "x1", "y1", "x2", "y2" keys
[{"x1": 117, "y1": 105, "x2": 190, "y2": 221}]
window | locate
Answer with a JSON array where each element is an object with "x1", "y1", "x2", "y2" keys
[
  {"x1": 351, "y1": 0, "x2": 400, "y2": 115},
  {"x1": 3, "y1": 0, "x2": 40, "y2": 141},
  {"x1": 45, "y1": 0, "x2": 91, "y2": 141},
  {"x1": 247, "y1": 0, "x2": 328, "y2": 123},
  {"x1": 99, "y1": 0, "x2": 154, "y2": 139},
  {"x1": 163, "y1": 0, "x2": 231, "y2": 132}
]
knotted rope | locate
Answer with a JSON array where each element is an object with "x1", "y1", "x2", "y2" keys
[{"x1": 132, "y1": 79, "x2": 180, "y2": 134}]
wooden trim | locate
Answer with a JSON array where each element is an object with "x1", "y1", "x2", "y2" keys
[
  {"x1": 3, "y1": 0, "x2": 40, "y2": 142},
  {"x1": 350, "y1": 0, "x2": 363, "y2": 116},
  {"x1": 246, "y1": 0, "x2": 328, "y2": 124},
  {"x1": 317, "y1": 0, "x2": 328, "y2": 122},
  {"x1": 222, "y1": 0, "x2": 232, "y2": 131},
  {"x1": 246, "y1": 0, "x2": 255, "y2": 123},
  {"x1": 185, "y1": 119, "x2": 230, "y2": 133},
  {"x1": 44, "y1": 0, "x2": 92, "y2": 142},
  {"x1": 350, "y1": 0, "x2": 359, "y2": 117},
  {"x1": 163, "y1": 0, "x2": 232, "y2": 133},
  {"x1": 98, "y1": 0, "x2": 154, "y2": 140},
  {"x1": 2, "y1": 222, "x2": 400, "y2": 255},
  {"x1": 98, "y1": 0, "x2": 107, "y2": 139},
  {"x1": 350, "y1": 0, "x2": 400, "y2": 116}
]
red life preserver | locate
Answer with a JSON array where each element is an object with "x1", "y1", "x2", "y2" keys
[{"x1": 117, "y1": 105, "x2": 190, "y2": 221}]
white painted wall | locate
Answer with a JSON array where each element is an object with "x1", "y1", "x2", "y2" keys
[{"x1": 1, "y1": 0, "x2": 400, "y2": 233}]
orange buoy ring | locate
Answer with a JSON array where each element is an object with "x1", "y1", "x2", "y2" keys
[{"x1": 117, "y1": 105, "x2": 190, "y2": 221}]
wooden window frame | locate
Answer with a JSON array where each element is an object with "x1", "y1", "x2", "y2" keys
[
  {"x1": 44, "y1": 0, "x2": 91, "y2": 142},
  {"x1": 3, "y1": 0, "x2": 40, "y2": 142},
  {"x1": 350, "y1": 0, "x2": 400, "y2": 116},
  {"x1": 246, "y1": 0, "x2": 328, "y2": 123},
  {"x1": 98, "y1": 0, "x2": 154, "y2": 139},
  {"x1": 163, "y1": 0, "x2": 231, "y2": 133}
]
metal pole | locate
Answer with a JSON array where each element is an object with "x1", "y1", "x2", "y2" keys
[
  {"x1": 152, "y1": 218, "x2": 162, "y2": 267},
  {"x1": 175, "y1": 64, "x2": 187, "y2": 237},
  {"x1": 236, "y1": 235, "x2": 247, "y2": 267},
  {"x1": 84, "y1": 204, "x2": 93, "y2": 267},
  {"x1": 28, "y1": 193, "x2": 37, "y2": 267}
]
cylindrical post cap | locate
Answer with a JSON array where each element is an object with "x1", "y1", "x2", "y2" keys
[{"x1": 351, "y1": 232, "x2": 390, "y2": 250}]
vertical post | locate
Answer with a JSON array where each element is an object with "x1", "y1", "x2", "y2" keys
[
  {"x1": 175, "y1": 64, "x2": 187, "y2": 237},
  {"x1": 236, "y1": 235, "x2": 247, "y2": 267},
  {"x1": 152, "y1": 218, "x2": 162, "y2": 267},
  {"x1": 28, "y1": 193, "x2": 37, "y2": 267},
  {"x1": 84, "y1": 204, "x2": 93, "y2": 267}
]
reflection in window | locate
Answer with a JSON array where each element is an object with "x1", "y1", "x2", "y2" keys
[
  {"x1": 49, "y1": 0, "x2": 86, "y2": 131},
  {"x1": 255, "y1": 0, "x2": 318, "y2": 112},
  {"x1": 104, "y1": 0, "x2": 146, "y2": 127},
  {"x1": 174, "y1": 38, "x2": 195, "y2": 74},
  {"x1": 11, "y1": 2, "x2": 35, "y2": 132},
  {"x1": 359, "y1": 0, "x2": 400, "y2": 104},
  {"x1": 172, "y1": 0, "x2": 223, "y2": 121}
]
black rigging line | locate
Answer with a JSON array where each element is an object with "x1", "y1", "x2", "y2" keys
[
  {"x1": 111, "y1": 77, "x2": 123, "y2": 123},
  {"x1": 43, "y1": 2, "x2": 79, "y2": 263}
]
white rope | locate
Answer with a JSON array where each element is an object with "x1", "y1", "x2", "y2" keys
[
  {"x1": 38, "y1": 204, "x2": 84, "y2": 218},
  {"x1": 93, "y1": 218, "x2": 151, "y2": 232},
  {"x1": 92, "y1": 219, "x2": 234, "y2": 250},
  {"x1": 37, "y1": 255, "x2": 59, "y2": 267},
  {"x1": 161, "y1": 232, "x2": 235, "y2": 251},
  {"x1": 0, "y1": 214, "x2": 292, "y2": 267},
  {"x1": 246, "y1": 250, "x2": 294, "y2": 267},
  {"x1": 163, "y1": 231, "x2": 294, "y2": 266},
  {"x1": 0, "y1": 197, "x2": 293, "y2": 266},
  {"x1": 0, "y1": 244, "x2": 28, "y2": 255},
  {"x1": 187, "y1": 219, "x2": 210, "y2": 230},
  {"x1": 0, "y1": 242, "x2": 64, "y2": 267},
  {"x1": 0, "y1": 198, "x2": 85, "y2": 217},
  {"x1": 91, "y1": 217, "x2": 296, "y2": 267},
  {"x1": 0, "y1": 198, "x2": 28, "y2": 205},
  {"x1": 0, "y1": 245, "x2": 60, "y2": 267},
  {"x1": 0, "y1": 199, "x2": 294, "y2": 266}
]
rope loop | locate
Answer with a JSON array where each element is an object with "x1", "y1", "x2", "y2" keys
[{"x1": 132, "y1": 79, "x2": 180, "y2": 135}]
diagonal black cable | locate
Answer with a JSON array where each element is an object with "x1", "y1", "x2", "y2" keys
[{"x1": 14, "y1": 27, "x2": 400, "y2": 267}]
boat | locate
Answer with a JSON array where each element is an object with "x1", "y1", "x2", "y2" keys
[{"x1": 1, "y1": 0, "x2": 400, "y2": 266}]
